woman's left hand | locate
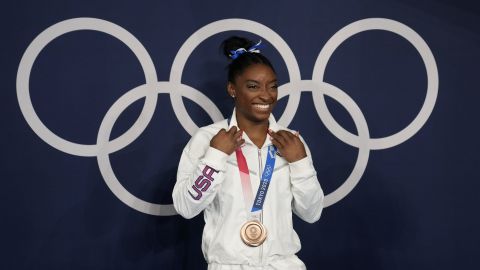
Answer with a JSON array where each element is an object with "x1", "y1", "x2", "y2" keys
[{"x1": 268, "y1": 129, "x2": 307, "y2": 163}]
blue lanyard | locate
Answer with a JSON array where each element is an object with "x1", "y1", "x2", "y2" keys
[
  {"x1": 228, "y1": 116, "x2": 277, "y2": 214},
  {"x1": 251, "y1": 145, "x2": 277, "y2": 213}
]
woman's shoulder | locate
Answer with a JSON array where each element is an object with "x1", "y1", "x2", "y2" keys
[
  {"x1": 198, "y1": 119, "x2": 229, "y2": 136},
  {"x1": 193, "y1": 118, "x2": 228, "y2": 140},
  {"x1": 274, "y1": 122, "x2": 311, "y2": 147},
  {"x1": 183, "y1": 119, "x2": 228, "y2": 153}
]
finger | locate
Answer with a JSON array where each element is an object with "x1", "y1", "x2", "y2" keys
[
  {"x1": 234, "y1": 128, "x2": 243, "y2": 136},
  {"x1": 272, "y1": 130, "x2": 289, "y2": 145},
  {"x1": 228, "y1": 126, "x2": 238, "y2": 134},
  {"x1": 285, "y1": 130, "x2": 301, "y2": 144},
  {"x1": 287, "y1": 132, "x2": 299, "y2": 143},
  {"x1": 235, "y1": 138, "x2": 245, "y2": 148},
  {"x1": 291, "y1": 131, "x2": 304, "y2": 144},
  {"x1": 268, "y1": 129, "x2": 281, "y2": 141},
  {"x1": 233, "y1": 130, "x2": 243, "y2": 141},
  {"x1": 270, "y1": 137, "x2": 284, "y2": 149},
  {"x1": 278, "y1": 130, "x2": 295, "y2": 142}
]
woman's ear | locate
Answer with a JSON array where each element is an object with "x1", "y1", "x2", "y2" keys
[{"x1": 227, "y1": 82, "x2": 236, "y2": 98}]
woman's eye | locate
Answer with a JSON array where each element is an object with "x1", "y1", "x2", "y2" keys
[
  {"x1": 247, "y1": 85, "x2": 258, "y2": 89},
  {"x1": 270, "y1": 84, "x2": 278, "y2": 90}
]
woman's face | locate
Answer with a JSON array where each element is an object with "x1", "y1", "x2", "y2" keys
[{"x1": 228, "y1": 64, "x2": 278, "y2": 124}]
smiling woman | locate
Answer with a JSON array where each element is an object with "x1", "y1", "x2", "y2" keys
[
  {"x1": 172, "y1": 36, "x2": 324, "y2": 270},
  {"x1": 226, "y1": 63, "x2": 278, "y2": 148}
]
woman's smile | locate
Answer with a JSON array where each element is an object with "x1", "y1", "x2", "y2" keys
[
  {"x1": 252, "y1": 103, "x2": 272, "y2": 113},
  {"x1": 228, "y1": 64, "x2": 278, "y2": 123}
]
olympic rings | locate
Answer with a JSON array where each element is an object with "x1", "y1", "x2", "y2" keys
[
  {"x1": 312, "y1": 18, "x2": 438, "y2": 150},
  {"x1": 16, "y1": 17, "x2": 438, "y2": 215}
]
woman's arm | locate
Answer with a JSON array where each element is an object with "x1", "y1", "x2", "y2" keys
[
  {"x1": 289, "y1": 138, "x2": 324, "y2": 223},
  {"x1": 172, "y1": 131, "x2": 229, "y2": 219},
  {"x1": 269, "y1": 130, "x2": 324, "y2": 223}
]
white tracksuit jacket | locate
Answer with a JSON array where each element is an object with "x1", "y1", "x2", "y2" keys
[{"x1": 173, "y1": 110, "x2": 324, "y2": 270}]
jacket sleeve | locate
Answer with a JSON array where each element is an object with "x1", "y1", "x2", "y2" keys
[
  {"x1": 172, "y1": 130, "x2": 229, "y2": 219},
  {"x1": 289, "y1": 136, "x2": 324, "y2": 223}
]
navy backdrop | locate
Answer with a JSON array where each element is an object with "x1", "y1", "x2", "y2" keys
[{"x1": 1, "y1": 0, "x2": 479, "y2": 269}]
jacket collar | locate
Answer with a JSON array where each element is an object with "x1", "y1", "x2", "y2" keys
[{"x1": 227, "y1": 108, "x2": 280, "y2": 148}]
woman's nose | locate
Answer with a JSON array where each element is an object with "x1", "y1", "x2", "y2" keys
[{"x1": 259, "y1": 86, "x2": 274, "y2": 101}]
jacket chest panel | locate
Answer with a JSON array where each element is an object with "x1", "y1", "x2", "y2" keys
[{"x1": 219, "y1": 146, "x2": 291, "y2": 210}]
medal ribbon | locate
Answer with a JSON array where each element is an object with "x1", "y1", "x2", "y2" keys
[{"x1": 235, "y1": 144, "x2": 277, "y2": 218}]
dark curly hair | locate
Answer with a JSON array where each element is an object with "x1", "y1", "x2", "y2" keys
[{"x1": 221, "y1": 36, "x2": 276, "y2": 83}]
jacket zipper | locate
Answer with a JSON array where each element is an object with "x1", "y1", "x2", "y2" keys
[{"x1": 257, "y1": 148, "x2": 263, "y2": 264}]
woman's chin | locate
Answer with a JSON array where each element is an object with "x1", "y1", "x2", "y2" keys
[{"x1": 249, "y1": 112, "x2": 271, "y2": 123}]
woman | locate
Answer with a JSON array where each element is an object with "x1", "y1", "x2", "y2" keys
[{"x1": 172, "y1": 36, "x2": 324, "y2": 270}]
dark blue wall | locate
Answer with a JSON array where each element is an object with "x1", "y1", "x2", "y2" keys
[{"x1": 1, "y1": 0, "x2": 479, "y2": 269}]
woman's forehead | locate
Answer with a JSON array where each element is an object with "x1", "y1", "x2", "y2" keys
[{"x1": 237, "y1": 64, "x2": 276, "y2": 81}]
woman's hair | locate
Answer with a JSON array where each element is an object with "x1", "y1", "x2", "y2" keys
[{"x1": 221, "y1": 36, "x2": 276, "y2": 83}]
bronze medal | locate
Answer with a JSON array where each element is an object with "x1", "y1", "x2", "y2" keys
[{"x1": 240, "y1": 220, "x2": 267, "y2": 247}]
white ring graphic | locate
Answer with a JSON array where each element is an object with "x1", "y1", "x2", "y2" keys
[
  {"x1": 278, "y1": 81, "x2": 370, "y2": 207},
  {"x1": 16, "y1": 18, "x2": 158, "y2": 157},
  {"x1": 170, "y1": 18, "x2": 301, "y2": 135},
  {"x1": 97, "y1": 82, "x2": 221, "y2": 215},
  {"x1": 312, "y1": 18, "x2": 438, "y2": 150},
  {"x1": 16, "y1": 17, "x2": 439, "y2": 215}
]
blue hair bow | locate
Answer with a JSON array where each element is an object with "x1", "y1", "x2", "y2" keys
[{"x1": 229, "y1": 40, "x2": 263, "y2": 60}]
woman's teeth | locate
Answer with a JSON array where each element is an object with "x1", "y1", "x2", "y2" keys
[{"x1": 253, "y1": 104, "x2": 270, "y2": 110}]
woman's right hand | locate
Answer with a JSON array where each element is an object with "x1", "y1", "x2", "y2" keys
[{"x1": 210, "y1": 127, "x2": 245, "y2": 155}]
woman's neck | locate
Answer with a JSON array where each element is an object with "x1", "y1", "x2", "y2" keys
[{"x1": 236, "y1": 114, "x2": 269, "y2": 149}]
